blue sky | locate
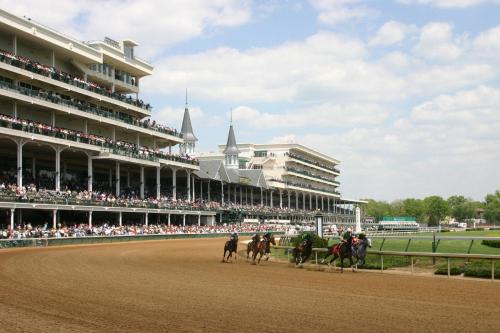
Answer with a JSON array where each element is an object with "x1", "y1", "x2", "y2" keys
[{"x1": 2, "y1": 0, "x2": 499, "y2": 201}]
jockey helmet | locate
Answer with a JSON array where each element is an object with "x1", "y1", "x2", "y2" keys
[{"x1": 347, "y1": 227, "x2": 352, "y2": 232}]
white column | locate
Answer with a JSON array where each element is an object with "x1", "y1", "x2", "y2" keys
[
  {"x1": 303, "y1": 192, "x2": 306, "y2": 210},
  {"x1": 240, "y1": 186, "x2": 243, "y2": 204},
  {"x1": 270, "y1": 191, "x2": 273, "y2": 208},
  {"x1": 168, "y1": 214, "x2": 171, "y2": 226},
  {"x1": 87, "y1": 155, "x2": 93, "y2": 192},
  {"x1": 54, "y1": 147, "x2": 62, "y2": 191},
  {"x1": 288, "y1": 191, "x2": 291, "y2": 209},
  {"x1": 84, "y1": 120, "x2": 88, "y2": 134},
  {"x1": 296, "y1": 191, "x2": 299, "y2": 210},
  {"x1": 183, "y1": 214, "x2": 186, "y2": 227},
  {"x1": 251, "y1": 188, "x2": 254, "y2": 206},
  {"x1": 115, "y1": 162, "x2": 120, "y2": 196},
  {"x1": 156, "y1": 167, "x2": 161, "y2": 200},
  {"x1": 321, "y1": 197, "x2": 324, "y2": 211},
  {"x1": 172, "y1": 168, "x2": 177, "y2": 200},
  {"x1": 51, "y1": 50, "x2": 55, "y2": 67},
  {"x1": 13, "y1": 101, "x2": 17, "y2": 119},
  {"x1": 328, "y1": 198, "x2": 330, "y2": 212},
  {"x1": 234, "y1": 185, "x2": 237, "y2": 203},
  {"x1": 10, "y1": 209, "x2": 15, "y2": 230},
  {"x1": 119, "y1": 212, "x2": 122, "y2": 227},
  {"x1": 16, "y1": 140, "x2": 24, "y2": 187},
  {"x1": 112, "y1": 127, "x2": 116, "y2": 141},
  {"x1": 140, "y1": 166, "x2": 145, "y2": 199},
  {"x1": 186, "y1": 171, "x2": 191, "y2": 202},
  {"x1": 88, "y1": 211, "x2": 93, "y2": 229},
  {"x1": 279, "y1": 190, "x2": 283, "y2": 209},
  {"x1": 260, "y1": 189, "x2": 263, "y2": 206},
  {"x1": 51, "y1": 111, "x2": 55, "y2": 127},
  {"x1": 12, "y1": 35, "x2": 17, "y2": 55},
  {"x1": 127, "y1": 169, "x2": 130, "y2": 187},
  {"x1": 136, "y1": 134, "x2": 140, "y2": 147},
  {"x1": 309, "y1": 194, "x2": 312, "y2": 210},
  {"x1": 145, "y1": 213, "x2": 149, "y2": 226},
  {"x1": 52, "y1": 209, "x2": 57, "y2": 229},
  {"x1": 355, "y1": 206, "x2": 361, "y2": 233},
  {"x1": 198, "y1": 214, "x2": 201, "y2": 226},
  {"x1": 220, "y1": 182, "x2": 224, "y2": 204},
  {"x1": 315, "y1": 195, "x2": 318, "y2": 210}
]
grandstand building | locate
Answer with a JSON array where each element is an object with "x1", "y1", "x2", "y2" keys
[
  {"x1": 0, "y1": 8, "x2": 365, "y2": 230},
  {"x1": 0, "y1": 9, "x2": 207, "y2": 228}
]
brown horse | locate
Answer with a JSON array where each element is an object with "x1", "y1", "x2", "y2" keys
[
  {"x1": 292, "y1": 238, "x2": 314, "y2": 267},
  {"x1": 251, "y1": 234, "x2": 276, "y2": 265},
  {"x1": 222, "y1": 238, "x2": 238, "y2": 263}
]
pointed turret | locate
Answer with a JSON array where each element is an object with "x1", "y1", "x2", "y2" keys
[
  {"x1": 224, "y1": 115, "x2": 239, "y2": 169},
  {"x1": 180, "y1": 90, "x2": 197, "y2": 156}
]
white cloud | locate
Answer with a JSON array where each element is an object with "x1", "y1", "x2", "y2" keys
[
  {"x1": 473, "y1": 25, "x2": 500, "y2": 58},
  {"x1": 414, "y1": 22, "x2": 463, "y2": 61},
  {"x1": 309, "y1": 0, "x2": 375, "y2": 25},
  {"x1": 232, "y1": 103, "x2": 390, "y2": 129},
  {"x1": 397, "y1": 0, "x2": 499, "y2": 8},
  {"x1": 0, "y1": 0, "x2": 252, "y2": 58},
  {"x1": 291, "y1": 86, "x2": 500, "y2": 200},
  {"x1": 369, "y1": 21, "x2": 415, "y2": 46}
]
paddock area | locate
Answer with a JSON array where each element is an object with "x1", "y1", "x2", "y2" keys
[{"x1": 0, "y1": 238, "x2": 499, "y2": 332}]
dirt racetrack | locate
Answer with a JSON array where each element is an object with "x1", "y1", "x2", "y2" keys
[{"x1": 1, "y1": 238, "x2": 499, "y2": 333}]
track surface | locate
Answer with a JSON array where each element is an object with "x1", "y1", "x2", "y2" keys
[{"x1": 0, "y1": 238, "x2": 499, "y2": 332}]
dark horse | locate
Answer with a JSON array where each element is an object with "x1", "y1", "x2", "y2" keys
[
  {"x1": 325, "y1": 236, "x2": 372, "y2": 272},
  {"x1": 250, "y1": 234, "x2": 276, "y2": 265},
  {"x1": 292, "y1": 238, "x2": 314, "y2": 267},
  {"x1": 222, "y1": 238, "x2": 238, "y2": 263}
]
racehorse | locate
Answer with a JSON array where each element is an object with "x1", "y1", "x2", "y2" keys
[
  {"x1": 353, "y1": 236, "x2": 372, "y2": 266},
  {"x1": 325, "y1": 236, "x2": 372, "y2": 272},
  {"x1": 292, "y1": 238, "x2": 314, "y2": 267},
  {"x1": 250, "y1": 234, "x2": 276, "y2": 265},
  {"x1": 222, "y1": 238, "x2": 238, "y2": 263}
]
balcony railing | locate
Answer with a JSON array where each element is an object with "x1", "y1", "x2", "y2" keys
[
  {"x1": 288, "y1": 152, "x2": 340, "y2": 173},
  {"x1": 0, "y1": 114, "x2": 198, "y2": 166},
  {"x1": 0, "y1": 49, "x2": 150, "y2": 111},
  {"x1": 285, "y1": 167, "x2": 340, "y2": 185},
  {"x1": 268, "y1": 178, "x2": 340, "y2": 196},
  {"x1": 0, "y1": 77, "x2": 182, "y2": 139}
]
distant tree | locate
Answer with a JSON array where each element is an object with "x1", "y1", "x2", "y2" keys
[
  {"x1": 390, "y1": 200, "x2": 406, "y2": 216},
  {"x1": 447, "y1": 195, "x2": 476, "y2": 221},
  {"x1": 402, "y1": 198, "x2": 425, "y2": 223},
  {"x1": 424, "y1": 196, "x2": 449, "y2": 226},
  {"x1": 484, "y1": 191, "x2": 500, "y2": 223},
  {"x1": 363, "y1": 199, "x2": 391, "y2": 222}
]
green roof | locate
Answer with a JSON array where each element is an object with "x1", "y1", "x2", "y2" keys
[{"x1": 382, "y1": 216, "x2": 416, "y2": 222}]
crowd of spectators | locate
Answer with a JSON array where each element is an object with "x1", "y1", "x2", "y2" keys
[
  {"x1": 0, "y1": 113, "x2": 197, "y2": 165},
  {"x1": 0, "y1": 49, "x2": 184, "y2": 138},
  {"x1": 0, "y1": 222, "x2": 290, "y2": 240},
  {"x1": 0, "y1": 182, "x2": 341, "y2": 218},
  {"x1": 0, "y1": 48, "x2": 151, "y2": 110}
]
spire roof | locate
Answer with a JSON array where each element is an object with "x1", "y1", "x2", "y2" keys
[
  {"x1": 223, "y1": 124, "x2": 239, "y2": 155},
  {"x1": 181, "y1": 106, "x2": 197, "y2": 142}
]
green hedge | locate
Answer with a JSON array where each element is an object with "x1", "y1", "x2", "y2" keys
[
  {"x1": 463, "y1": 262, "x2": 500, "y2": 279},
  {"x1": 482, "y1": 240, "x2": 500, "y2": 248},
  {"x1": 435, "y1": 264, "x2": 464, "y2": 275}
]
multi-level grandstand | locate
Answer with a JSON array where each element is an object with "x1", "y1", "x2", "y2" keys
[{"x1": 0, "y1": 8, "x2": 365, "y2": 231}]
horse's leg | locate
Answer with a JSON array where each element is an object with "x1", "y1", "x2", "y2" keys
[
  {"x1": 222, "y1": 249, "x2": 227, "y2": 263},
  {"x1": 349, "y1": 256, "x2": 355, "y2": 272}
]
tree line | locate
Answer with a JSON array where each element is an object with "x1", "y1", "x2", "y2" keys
[{"x1": 362, "y1": 190, "x2": 500, "y2": 226}]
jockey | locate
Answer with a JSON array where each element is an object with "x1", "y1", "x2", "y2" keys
[
  {"x1": 229, "y1": 232, "x2": 238, "y2": 242},
  {"x1": 252, "y1": 233, "x2": 260, "y2": 245},
  {"x1": 341, "y1": 228, "x2": 353, "y2": 251}
]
